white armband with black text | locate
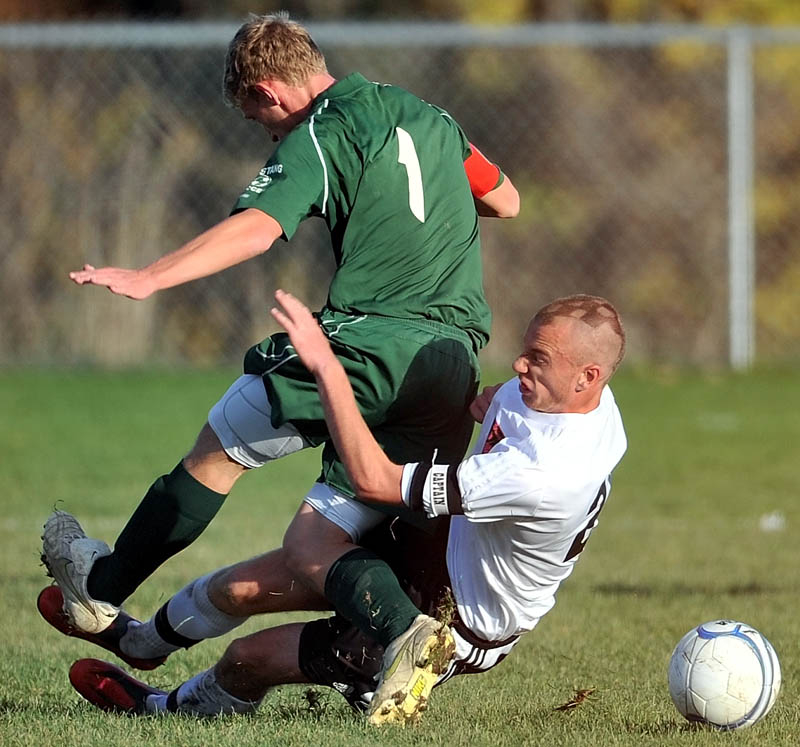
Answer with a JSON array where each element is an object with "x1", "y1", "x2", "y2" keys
[{"x1": 402, "y1": 461, "x2": 463, "y2": 518}]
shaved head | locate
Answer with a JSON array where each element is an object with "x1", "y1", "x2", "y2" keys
[{"x1": 533, "y1": 295, "x2": 625, "y2": 382}]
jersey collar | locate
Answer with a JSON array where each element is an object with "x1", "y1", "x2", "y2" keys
[{"x1": 312, "y1": 72, "x2": 370, "y2": 106}]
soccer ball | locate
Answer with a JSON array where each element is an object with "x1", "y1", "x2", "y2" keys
[{"x1": 668, "y1": 620, "x2": 781, "y2": 730}]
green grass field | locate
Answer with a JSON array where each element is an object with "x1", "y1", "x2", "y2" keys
[{"x1": 1, "y1": 367, "x2": 798, "y2": 746}]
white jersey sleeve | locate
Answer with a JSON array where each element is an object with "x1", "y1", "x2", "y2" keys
[
  {"x1": 400, "y1": 442, "x2": 542, "y2": 521},
  {"x1": 455, "y1": 441, "x2": 544, "y2": 521}
]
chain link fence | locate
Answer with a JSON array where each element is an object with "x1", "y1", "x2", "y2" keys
[{"x1": 1, "y1": 22, "x2": 798, "y2": 368}]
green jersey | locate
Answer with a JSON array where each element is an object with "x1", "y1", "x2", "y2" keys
[{"x1": 234, "y1": 73, "x2": 491, "y2": 352}]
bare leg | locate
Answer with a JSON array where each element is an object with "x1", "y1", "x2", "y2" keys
[
  {"x1": 207, "y1": 548, "x2": 330, "y2": 616},
  {"x1": 214, "y1": 623, "x2": 310, "y2": 701},
  {"x1": 118, "y1": 547, "x2": 330, "y2": 662},
  {"x1": 281, "y1": 502, "x2": 359, "y2": 595},
  {"x1": 281, "y1": 500, "x2": 426, "y2": 659},
  {"x1": 183, "y1": 422, "x2": 249, "y2": 494}
]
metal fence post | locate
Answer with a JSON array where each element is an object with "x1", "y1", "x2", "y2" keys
[
  {"x1": 3, "y1": 22, "x2": 799, "y2": 366},
  {"x1": 727, "y1": 27, "x2": 755, "y2": 369}
]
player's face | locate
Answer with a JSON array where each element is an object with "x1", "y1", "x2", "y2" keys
[{"x1": 512, "y1": 318, "x2": 581, "y2": 413}]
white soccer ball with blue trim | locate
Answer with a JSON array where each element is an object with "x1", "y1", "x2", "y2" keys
[{"x1": 668, "y1": 620, "x2": 781, "y2": 730}]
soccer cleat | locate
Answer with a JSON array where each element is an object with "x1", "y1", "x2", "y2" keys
[
  {"x1": 41, "y1": 510, "x2": 119, "y2": 634},
  {"x1": 367, "y1": 614, "x2": 456, "y2": 726},
  {"x1": 37, "y1": 586, "x2": 166, "y2": 671},
  {"x1": 69, "y1": 658, "x2": 165, "y2": 715}
]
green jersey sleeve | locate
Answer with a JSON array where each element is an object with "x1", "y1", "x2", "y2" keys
[
  {"x1": 232, "y1": 119, "x2": 330, "y2": 240},
  {"x1": 430, "y1": 103, "x2": 473, "y2": 163},
  {"x1": 228, "y1": 73, "x2": 491, "y2": 352}
]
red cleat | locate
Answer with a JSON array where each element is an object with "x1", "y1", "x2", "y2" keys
[
  {"x1": 69, "y1": 658, "x2": 166, "y2": 714},
  {"x1": 37, "y1": 586, "x2": 166, "y2": 671}
]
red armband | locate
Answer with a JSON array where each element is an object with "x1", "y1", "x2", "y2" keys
[{"x1": 464, "y1": 143, "x2": 502, "y2": 199}]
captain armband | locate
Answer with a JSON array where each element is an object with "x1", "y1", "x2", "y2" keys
[
  {"x1": 402, "y1": 462, "x2": 464, "y2": 518},
  {"x1": 464, "y1": 143, "x2": 503, "y2": 199}
]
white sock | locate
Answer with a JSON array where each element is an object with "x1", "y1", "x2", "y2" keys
[
  {"x1": 121, "y1": 572, "x2": 247, "y2": 659},
  {"x1": 144, "y1": 693, "x2": 169, "y2": 714},
  {"x1": 145, "y1": 668, "x2": 262, "y2": 716},
  {"x1": 120, "y1": 619, "x2": 180, "y2": 659}
]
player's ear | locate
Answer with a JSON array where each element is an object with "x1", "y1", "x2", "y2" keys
[
  {"x1": 252, "y1": 81, "x2": 280, "y2": 106},
  {"x1": 576, "y1": 364, "x2": 601, "y2": 391}
]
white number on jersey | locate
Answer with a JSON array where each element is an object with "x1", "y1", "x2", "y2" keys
[{"x1": 396, "y1": 127, "x2": 426, "y2": 223}]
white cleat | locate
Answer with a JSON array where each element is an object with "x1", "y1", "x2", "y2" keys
[
  {"x1": 367, "y1": 614, "x2": 456, "y2": 726},
  {"x1": 41, "y1": 511, "x2": 119, "y2": 634}
]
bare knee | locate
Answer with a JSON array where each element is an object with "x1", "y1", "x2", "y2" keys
[
  {"x1": 207, "y1": 558, "x2": 288, "y2": 616},
  {"x1": 217, "y1": 637, "x2": 270, "y2": 699},
  {"x1": 215, "y1": 624, "x2": 308, "y2": 700},
  {"x1": 183, "y1": 422, "x2": 248, "y2": 494},
  {"x1": 220, "y1": 636, "x2": 263, "y2": 677},
  {"x1": 206, "y1": 550, "x2": 327, "y2": 616},
  {"x1": 207, "y1": 567, "x2": 260, "y2": 616}
]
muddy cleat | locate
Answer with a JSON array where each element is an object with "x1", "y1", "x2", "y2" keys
[
  {"x1": 69, "y1": 658, "x2": 166, "y2": 715},
  {"x1": 41, "y1": 510, "x2": 119, "y2": 634},
  {"x1": 367, "y1": 614, "x2": 456, "y2": 726},
  {"x1": 37, "y1": 586, "x2": 166, "y2": 671}
]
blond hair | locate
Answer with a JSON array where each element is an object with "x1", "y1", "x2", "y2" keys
[{"x1": 223, "y1": 12, "x2": 328, "y2": 106}]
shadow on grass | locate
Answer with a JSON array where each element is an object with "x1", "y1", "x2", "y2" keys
[
  {"x1": 623, "y1": 718, "x2": 716, "y2": 736},
  {"x1": 263, "y1": 688, "x2": 358, "y2": 725},
  {"x1": 0, "y1": 689, "x2": 356, "y2": 726},
  {"x1": 594, "y1": 581, "x2": 786, "y2": 597}
]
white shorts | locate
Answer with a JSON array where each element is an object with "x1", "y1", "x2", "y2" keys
[
  {"x1": 210, "y1": 375, "x2": 385, "y2": 543},
  {"x1": 208, "y1": 374, "x2": 309, "y2": 469},
  {"x1": 436, "y1": 627, "x2": 521, "y2": 685},
  {"x1": 302, "y1": 482, "x2": 387, "y2": 543}
]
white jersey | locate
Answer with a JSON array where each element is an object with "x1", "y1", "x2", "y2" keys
[{"x1": 402, "y1": 378, "x2": 627, "y2": 642}]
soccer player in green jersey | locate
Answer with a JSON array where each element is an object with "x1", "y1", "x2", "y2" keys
[{"x1": 42, "y1": 12, "x2": 519, "y2": 724}]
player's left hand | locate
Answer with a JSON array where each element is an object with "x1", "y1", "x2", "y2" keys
[
  {"x1": 270, "y1": 289, "x2": 337, "y2": 376},
  {"x1": 470, "y1": 383, "x2": 503, "y2": 423}
]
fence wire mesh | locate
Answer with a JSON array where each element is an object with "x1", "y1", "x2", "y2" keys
[{"x1": 1, "y1": 23, "x2": 798, "y2": 367}]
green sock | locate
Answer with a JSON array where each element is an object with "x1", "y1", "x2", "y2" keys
[
  {"x1": 324, "y1": 547, "x2": 420, "y2": 648},
  {"x1": 87, "y1": 462, "x2": 227, "y2": 606}
]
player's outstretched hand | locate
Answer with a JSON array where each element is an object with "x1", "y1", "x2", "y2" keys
[
  {"x1": 69, "y1": 264, "x2": 156, "y2": 300},
  {"x1": 469, "y1": 383, "x2": 503, "y2": 423},
  {"x1": 271, "y1": 289, "x2": 337, "y2": 376}
]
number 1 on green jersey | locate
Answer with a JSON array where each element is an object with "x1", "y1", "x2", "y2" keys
[{"x1": 396, "y1": 127, "x2": 426, "y2": 223}]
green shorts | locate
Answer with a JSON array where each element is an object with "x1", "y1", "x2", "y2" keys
[{"x1": 243, "y1": 309, "x2": 481, "y2": 501}]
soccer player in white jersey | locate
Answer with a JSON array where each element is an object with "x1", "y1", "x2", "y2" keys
[{"x1": 55, "y1": 291, "x2": 627, "y2": 722}]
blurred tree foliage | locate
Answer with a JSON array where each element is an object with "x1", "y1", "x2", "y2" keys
[
  {"x1": 0, "y1": 44, "x2": 336, "y2": 365},
  {"x1": 1, "y1": 4, "x2": 798, "y2": 364},
  {"x1": 3, "y1": 0, "x2": 800, "y2": 22}
]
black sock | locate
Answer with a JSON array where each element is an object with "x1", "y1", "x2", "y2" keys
[
  {"x1": 87, "y1": 462, "x2": 227, "y2": 606},
  {"x1": 324, "y1": 548, "x2": 420, "y2": 648}
]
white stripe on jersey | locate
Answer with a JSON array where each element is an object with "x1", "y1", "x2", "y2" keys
[
  {"x1": 319, "y1": 314, "x2": 368, "y2": 337},
  {"x1": 308, "y1": 99, "x2": 330, "y2": 216},
  {"x1": 435, "y1": 627, "x2": 519, "y2": 686}
]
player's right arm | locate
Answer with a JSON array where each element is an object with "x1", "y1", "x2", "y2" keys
[
  {"x1": 273, "y1": 290, "x2": 540, "y2": 521},
  {"x1": 464, "y1": 143, "x2": 520, "y2": 219},
  {"x1": 69, "y1": 208, "x2": 282, "y2": 299},
  {"x1": 271, "y1": 289, "x2": 406, "y2": 506}
]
